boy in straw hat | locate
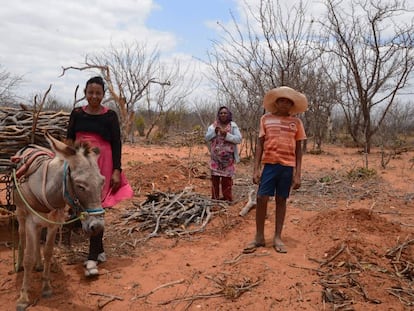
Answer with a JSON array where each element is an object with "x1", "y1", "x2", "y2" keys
[{"x1": 243, "y1": 86, "x2": 308, "y2": 254}]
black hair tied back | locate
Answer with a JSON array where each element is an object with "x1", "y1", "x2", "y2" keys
[{"x1": 85, "y1": 76, "x2": 106, "y2": 93}]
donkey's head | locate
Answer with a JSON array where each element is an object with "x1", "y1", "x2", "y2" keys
[{"x1": 46, "y1": 132, "x2": 105, "y2": 236}]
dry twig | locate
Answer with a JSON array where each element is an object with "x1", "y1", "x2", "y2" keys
[
  {"x1": 89, "y1": 291, "x2": 123, "y2": 309},
  {"x1": 158, "y1": 276, "x2": 262, "y2": 306},
  {"x1": 131, "y1": 279, "x2": 185, "y2": 301},
  {"x1": 121, "y1": 188, "x2": 228, "y2": 242},
  {"x1": 224, "y1": 251, "x2": 270, "y2": 264}
]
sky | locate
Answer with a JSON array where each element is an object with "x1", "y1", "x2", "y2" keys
[
  {"x1": 0, "y1": 0, "x2": 241, "y2": 106},
  {"x1": 0, "y1": 0, "x2": 412, "y2": 107}
]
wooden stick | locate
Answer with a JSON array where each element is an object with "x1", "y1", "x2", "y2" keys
[
  {"x1": 239, "y1": 189, "x2": 256, "y2": 216},
  {"x1": 89, "y1": 291, "x2": 124, "y2": 300},
  {"x1": 320, "y1": 243, "x2": 346, "y2": 267},
  {"x1": 131, "y1": 279, "x2": 185, "y2": 300},
  {"x1": 224, "y1": 252, "x2": 270, "y2": 264}
]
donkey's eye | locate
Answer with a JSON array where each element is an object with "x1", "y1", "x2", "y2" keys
[{"x1": 77, "y1": 185, "x2": 86, "y2": 192}]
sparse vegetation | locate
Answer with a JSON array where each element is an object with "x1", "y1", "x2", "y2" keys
[{"x1": 346, "y1": 167, "x2": 377, "y2": 181}]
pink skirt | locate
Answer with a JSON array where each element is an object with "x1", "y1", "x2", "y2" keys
[{"x1": 75, "y1": 132, "x2": 133, "y2": 208}]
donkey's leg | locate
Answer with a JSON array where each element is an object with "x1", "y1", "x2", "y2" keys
[
  {"x1": 15, "y1": 211, "x2": 26, "y2": 273},
  {"x1": 34, "y1": 226, "x2": 43, "y2": 272},
  {"x1": 16, "y1": 220, "x2": 38, "y2": 311},
  {"x1": 41, "y1": 225, "x2": 58, "y2": 297}
]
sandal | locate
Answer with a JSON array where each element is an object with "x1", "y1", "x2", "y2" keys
[
  {"x1": 243, "y1": 241, "x2": 265, "y2": 254},
  {"x1": 84, "y1": 260, "x2": 99, "y2": 277},
  {"x1": 273, "y1": 244, "x2": 287, "y2": 254}
]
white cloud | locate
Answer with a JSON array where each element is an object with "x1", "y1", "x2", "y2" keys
[
  {"x1": 2, "y1": 0, "x2": 411, "y2": 106},
  {"x1": 0, "y1": 0, "x2": 174, "y2": 104}
]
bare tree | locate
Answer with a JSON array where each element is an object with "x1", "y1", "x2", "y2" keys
[
  {"x1": 319, "y1": 0, "x2": 414, "y2": 153},
  {"x1": 142, "y1": 59, "x2": 198, "y2": 139},
  {"x1": 301, "y1": 66, "x2": 339, "y2": 152},
  {"x1": 0, "y1": 65, "x2": 22, "y2": 104},
  {"x1": 60, "y1": 41, "x2": 175, "y2": 141},
  {"x1": 376, "y1": 101, "x2": 414, "y2": 147},
  {"x1": 193, "y1": 98, "x2": 218, "y2": 130},
  {"x1": 207, "y1": 0, "x2": 327, "y2": 156}
]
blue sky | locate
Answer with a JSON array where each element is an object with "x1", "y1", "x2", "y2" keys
[{"x1": 147, "y1": 0, "x2": 236, "y2": 58}]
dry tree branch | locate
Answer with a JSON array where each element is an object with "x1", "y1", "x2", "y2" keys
[
  {"x1": 31, "y1": 84, "x2": 52, "y2": 143},
  {"x1": 131, "y1": 279, "x2": 186, "y2": 301},
  {"x1": 120, "y1": 188, "x2": 228, "y2": 243},
  {"x1": 89, "y1": 292, "x2": 124, "y2": 300},
  {"x1": 320, "y1": 243, "x2": 346, "y2": 267},
  {"x1": 59, "y1": 65, "x2": 110, "y2": 78},
  {"x1": 72, "y1": 84, "x2": 84, "y2": 108},
  {"x1": 224, "y1": 251, "x2": 270, "y2": 264},
  {"x1": 349, "y1": 276, "x2": 381, "y2": 304},
  {"x1": 239, "y1": 189, "x2": 256, "y2": 216},
  {"x1": 288, "y1": 263, "x2": 324, "y2": 274},
  {"x1": 387, "y1": 287, "x2": 414, "y2": 306},
  {"x1": 145, "y1": 188, "x2": 192, "y2": 240},
  {"x1": 158, "y1": 278, "x2": 262, "y2": 306},
  {"x1": 386, "y1": 239, "x2": 414, "y2": 261},
  {"x1": 89, "y1": 291, "x2": 124, "y2": 309}
]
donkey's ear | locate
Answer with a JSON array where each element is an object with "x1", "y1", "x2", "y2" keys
[{"x1": 45, "y1": 131, "x2": 76, "y2": 157}]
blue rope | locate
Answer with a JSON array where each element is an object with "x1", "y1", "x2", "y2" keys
[{"x1": 63, "y1": 161, "x2": 78, "y2": 209}]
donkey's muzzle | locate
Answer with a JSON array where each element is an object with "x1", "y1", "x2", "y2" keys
[{"x1": 82, "y1": 214, "x2": 105, "y2": 236}]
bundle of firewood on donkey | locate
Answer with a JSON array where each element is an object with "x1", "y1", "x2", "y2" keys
[
  {"x1": 0, "y1": 106, "x2": 69, "y2": 165},
  {"x1": 121, "y1": 186, "x2": 228, "y2": 241}
]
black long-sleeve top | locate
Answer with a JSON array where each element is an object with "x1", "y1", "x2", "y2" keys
[{"x1": 66, "y1": 107, "x2": 122, "y2": 170}]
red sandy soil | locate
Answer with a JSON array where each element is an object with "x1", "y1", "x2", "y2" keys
[{"x1": 1, "y1": 142, "x2": 413, "y2": 311}]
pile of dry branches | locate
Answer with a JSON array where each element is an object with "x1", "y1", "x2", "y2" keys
[
  {"x1": 308, "y1": 239, "x2": 414, "y2": 310},
  {"x1": 120, "y1": 187, "x2": 228, "y2": 242},
  {"x1": 385, "y1": 239, "x2": 414, "y2": 306},
  {"x1": 0, "y1": 106, "x2": 69, "y2": 167}
]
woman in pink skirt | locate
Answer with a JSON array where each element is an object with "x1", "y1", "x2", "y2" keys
[{"x1": 66, "y1": 76, "x2": 133, "y2": 276}]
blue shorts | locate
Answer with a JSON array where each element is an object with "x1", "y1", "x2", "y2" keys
[{"x1": 257, "y1": 164, "x2": 293, "y2": 198}]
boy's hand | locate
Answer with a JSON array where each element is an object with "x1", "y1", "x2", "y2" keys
[
  {"x1": 291, "y1": 175, "x2": 301, "y2": 189},
  {"x1": 253, "y1": 170, "x2": 261, "y2": 184}
]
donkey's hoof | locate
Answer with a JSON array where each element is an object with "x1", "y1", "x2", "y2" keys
[
  {"x1": 17, "y1": 290, "x2": 30, "y2": 310},
  {"x1": 16, "y1": 301, "x2": 29, "y2": 311},
  {"x1": 42, "y1": 288, "x2": 53, "y2": 298},
  {"x1": 15, "y1": 263, "x2": 23, "y2": 272}
]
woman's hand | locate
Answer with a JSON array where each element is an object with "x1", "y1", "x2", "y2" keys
[
  {"x1": 215, "y1": 127, "x2": 227, "y2": 136},
  {"x1": 110, "y1": 169, "x2": 121, "y2": 193}
]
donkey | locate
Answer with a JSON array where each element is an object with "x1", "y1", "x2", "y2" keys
[{"x1": 12, "y1": 132, "x2": 105, "y2": 311}]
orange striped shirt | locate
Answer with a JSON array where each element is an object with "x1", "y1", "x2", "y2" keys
[{"x1": 259, "y1": 113, "x2": 306, "y2": 167}]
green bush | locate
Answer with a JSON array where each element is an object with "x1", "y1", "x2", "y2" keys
[
  {"x1": 319, "y1": 176, "x2": 332, "y2": 183},
  {"x1": 135, "y1": 115, "x2": 145, "y2": 137},
  {"x1": 347, "y1": 167, "x2": 377, "y2": 180}
]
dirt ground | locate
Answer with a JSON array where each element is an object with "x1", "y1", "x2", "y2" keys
[{"x1": 1, "y1": 141, "x2": 414, "y2": 311}]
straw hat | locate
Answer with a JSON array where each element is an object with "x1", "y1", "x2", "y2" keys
[{"x1": 263, "y1": 86, "x2": 308, "y2": 115}]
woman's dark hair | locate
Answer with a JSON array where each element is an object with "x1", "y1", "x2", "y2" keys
[
  {"x1": 217, "y1": 106, "x2": 232, "y2": 123},
  {"x1": 84, "y1": 76, "x2": 105, "y2": 93}
]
